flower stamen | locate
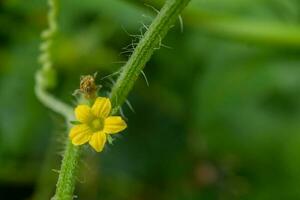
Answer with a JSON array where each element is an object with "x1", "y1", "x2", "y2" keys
[{"x1": 90, "y1": 118, "x2": 104, "y2": 131}]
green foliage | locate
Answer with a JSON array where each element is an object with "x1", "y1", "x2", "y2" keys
[{"x1": 1, "y1": 0, "x2": 300, "y2": 199}]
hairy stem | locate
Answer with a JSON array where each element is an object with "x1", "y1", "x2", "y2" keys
[
  {"x1": 34, "y1": 0, "x2": 81, "y2": 199},
  {"x1": 110, "y1": 0, "x2": 190, "y2": 114},
  {"x1": 53, "y1": 142, "x2": 80, "y2": 200},
  {"x1": 35, "y1": 0, "x2": 71, "y2": 120},
  {"x1": 35, "y1": 83, "x2": 73, "y2": 120},
  {"x1": 38, "y1": 0, "x2": 191, "y2": 199}
]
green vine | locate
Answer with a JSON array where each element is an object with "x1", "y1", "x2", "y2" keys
[
  {"x1": 110, "y1": 0, "x2": 190, "y2": 114},
  {"x1": 53, "y1": 142, "x2": 80, "y2": 200},
  {"x1": 36, "y1": 0, "x2": 190, "y2": 199},
  {"x1": 34, "y1": 0, "x2": 80, "y2": 199},
  {"x1": 35, "y1": 0, "x2": 73, "y2": 120}
]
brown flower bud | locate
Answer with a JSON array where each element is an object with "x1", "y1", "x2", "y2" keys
[{"x1": 79, "y1": 75, "x2": 98, "y2": 99}]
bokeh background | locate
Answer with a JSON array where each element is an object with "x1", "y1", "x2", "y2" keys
[{"x1": 1, "y1": 0, "x2": 300, "y2": 199}]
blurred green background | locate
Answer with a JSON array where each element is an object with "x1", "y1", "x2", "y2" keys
[{"x1": 1, "y1": 0, "x2": 300, "y2": 199}]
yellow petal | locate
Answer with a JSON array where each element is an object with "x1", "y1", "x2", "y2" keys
[
  {"x1": 69, "y1": 124, "x2": 93, "y2": 145},
  {"x1": 89, "y1": 131, "x2": 107, "y2": 152},
  {"x1": 75, "y1": 105, "x2": 94, "y2": 123},
  {"x1": 103, "y1": 116, "x2": 127, "y2": 134},
  {"x1": 91, "y1": 97, "x2": 111, "y2": 118}
]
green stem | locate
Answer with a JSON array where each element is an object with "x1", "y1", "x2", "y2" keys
[
  {"x1": 35, "y1": 0, "x2": 70, "y2": 120},
  {"x1": 35, "y1": 82, "x2": 73, "y2": 120},
  {"x1": 110, "y1": 0, "x2": 190, "y2": 114},
  {"x1": 124, "y1": 0, "x2": 300, "y2": 47},
  {"x1": 53, "y1": 142, "x2": 80, "y2": 200},
  {"x1": 34, "y1": 0, "x2": 80, "y2": 199},
  {"x1": 53, "y1": 0, "x2": 190, "y2": 199}
]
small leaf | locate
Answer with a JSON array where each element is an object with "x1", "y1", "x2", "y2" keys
[
  {"x1": 107, "y1": 135, "x2": 114, "y2": 144},
  {"x1": 70, "y1": 121, "x2": 82, "y2": 125}
]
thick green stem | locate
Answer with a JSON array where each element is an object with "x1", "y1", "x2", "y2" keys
[
  {"x1": 53, "y1": 142, "x2": 80, "y2": 200},
  {"x1": 110, "y1": 0, "x2": 190, "y2": 114}
]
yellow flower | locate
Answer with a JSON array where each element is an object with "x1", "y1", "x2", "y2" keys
[{"x1": 69, "y1": 97, "x2": 127, "y2": 152}]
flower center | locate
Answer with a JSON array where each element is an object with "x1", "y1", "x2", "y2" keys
[{"x1": 90, "y1": 118, "x2": 104, "y2": 131}]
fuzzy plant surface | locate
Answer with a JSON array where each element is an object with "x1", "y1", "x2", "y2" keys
[
  {"x1": 110, "y1": 0, "x2": 191, "y2": 114},
  {"x1": 35, "y1": 0, "x2": 190, "y2": 199}
]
